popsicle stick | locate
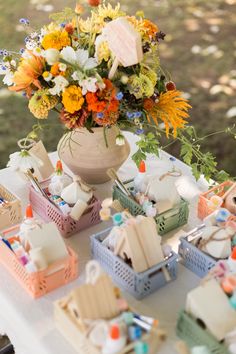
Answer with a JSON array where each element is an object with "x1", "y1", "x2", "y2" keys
[{"x1": 108, "y1": 57, "x2": 119, "y2": 80}]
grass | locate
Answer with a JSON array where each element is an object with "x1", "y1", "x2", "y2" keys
[{"x1": 0, "y1": 0, "x2": 235, "y2": 175}]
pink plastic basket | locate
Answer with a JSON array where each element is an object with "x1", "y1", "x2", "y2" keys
[
  {"x1": 0, "y1": 225, "x2": 79, "y2": 298},
  {"x1": 198, "y1": 181, "x2": 234, "y2": 219},
  {"x1": 29, "y1": 179, "x2": 101, "y2": 238}
]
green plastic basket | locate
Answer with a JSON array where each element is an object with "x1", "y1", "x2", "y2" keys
[
  {"x1": 112, "y1": 179, "x2": 189, "y2": 236},
  {"x1": 176, "y1": 310, "x2": 230, "y2": 354}
]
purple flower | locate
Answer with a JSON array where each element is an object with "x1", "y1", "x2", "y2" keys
[
  {"x1": 135, "y1": 128, "x2": 144, "y2": 135},
  {"x1": 1, "y1": 65, "x2": 7, "y2": 71},
  {"x1": 116, "y1": 92, "x2": 124, "y2": 100},
  {"x1": 3, "y1": 50, "x2": 8, "y2": 56},
  {"x1": 24, "y1": 36, "x2": 30, "y2": 43},
  {"x1": 169, "y1": 157, "x2": 176, "y2": 162},
  {"x1": 126, "y1": 111, "x2": 134, "y2": 120},
  {"x1": 134, "y1": 111, "x2": 142, "y2": 118},
  {"x1": 60, "y1": 23, "x2": 66, "y2": 28},
  {"x1": 20, "y1": 48, "x2": 25, "y2": 54},
  {"x1": 19, "y1": 18, "x2": 29, "y2": 25},
  {"x1": 97, "y1": 112, "x2": 104, "y2": 119},
  {"x1": 0, "y1": 50, "x2": 4, "y2": 56}
]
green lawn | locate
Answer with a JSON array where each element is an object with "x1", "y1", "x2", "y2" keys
[{"x1": 0, "y1": 0, "x2": 235, "y2": 174}]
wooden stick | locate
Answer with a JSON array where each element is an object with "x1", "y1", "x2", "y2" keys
[
  {"x1": 108, "y1": 57, "x2": 119, "y2": 80},
  {"x1": 222, "y1": 182, "x2": 236, "y2": 201}
]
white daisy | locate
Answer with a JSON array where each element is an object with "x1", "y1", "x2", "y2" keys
[
  {"x1": 48, "y1": 76, "x2": 69, "y2": 96},
  {"x1": 7, "y1": 150, "x2": 43, "y2": 173},
  {"x1": 60, "y1": 46, "x2": 98, "y2": 70},
  {"x1": 79, "y1": 77, "x2": 98, "y2": 95}
]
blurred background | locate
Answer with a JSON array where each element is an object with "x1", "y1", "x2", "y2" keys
[{"x1": 0, "y1": 0, "x2": 235, "y2": 174}]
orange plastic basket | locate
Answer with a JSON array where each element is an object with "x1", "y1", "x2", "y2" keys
[
  {"x1": 0, "y1": 225, "x2": 78, "y2": 298},
  {"x1": 198, "y1": 181, "x2": 234, "y2": 219},
  {"x1": 0, "y1": 184, "x2": 22, "y2": 231}
]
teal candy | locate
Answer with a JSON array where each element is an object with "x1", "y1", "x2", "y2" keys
[
  {"x1": 121, "y1": 311, "x2": 134, "y2": 325},
  {"x1": 112, "y1": 213, "x2": 123, "y2": 226},
  {"x1": 134, "y1": 341, "x2": 149, "y2": 354}
]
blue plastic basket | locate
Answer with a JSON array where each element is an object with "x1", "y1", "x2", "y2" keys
[
  {"x1": 112, "y1": 179, "x2": 189, "y2": 236},
  {"x1": 90, "y1": 228, "x2": 178, "y2": 299},
  {"x1": 178, "y1": 225, "x2": 217, "y2": 278}
]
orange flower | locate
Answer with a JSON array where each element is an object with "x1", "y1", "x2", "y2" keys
[
  {"x1": 9, "y1": 52, "x2": 45, "y2": 95},
  {"x1": 86, "y1": 79, "x2": 119, "y2": 126},
  {"x1": 50, "y1": 63, "x2": 65, "y2": 77},
  {"x1": 142, "y1": 19, "x2": 159, "y2": 38},
  {"x1": 42, "y1": 30, "x2": 71, "y2": 50},
  {"x1": 144, "y1": 90, "x2": 191, "y2": 137},
  {"x1": 127, "y1": 16, "x2": 159, "y2": 39}
]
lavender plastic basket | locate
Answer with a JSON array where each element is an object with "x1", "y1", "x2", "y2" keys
[
  {"x1": 91, "y1": 227, "x2": 178, "y2": 299},
  {"x1": 178, "y1": 225, "x2": 217, "y2": 278},
  {"x1": 29, "y1": 179, "x2": 101, "y2": 238}
]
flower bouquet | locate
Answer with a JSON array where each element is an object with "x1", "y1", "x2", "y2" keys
[{"x1": 0, "y1": 1, "x2": 233, "y2": 183}]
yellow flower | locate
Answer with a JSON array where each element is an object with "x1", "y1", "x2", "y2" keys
[
  {"x1": 79, "y1": 4, "x2": 125, "y2": 34},
  {"x1": 62, "y1": 85, "x2": 85, "y2": 114},
  {"x1": 96, "y1": 41, "x2": 111, "y2": 62},
  {"x1": 127, "y1": 16, "x2": 159, "y2": 39},
  {"x1": 145, "y1": 90, "x2": 192, "y2": 137},
  {"x1": 28, "y1": 89, "x2": 58, "y2": 119},
  {"x1": 128, "y1": 74, "x2": 154, "y2": 99},
  {"x1": 42, "y1": 30, "x2": 71, "y2": 50},
  {"x1": 96, "y1": 3, "x2": 125, "y2": 24},
  {"x1": 140, "y1": 66, "x2": 157, "y2": 86}
]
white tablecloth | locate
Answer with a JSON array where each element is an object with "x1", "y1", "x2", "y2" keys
[{"x1": 0, "y1": 132, "x2": 208, "y2": 354}]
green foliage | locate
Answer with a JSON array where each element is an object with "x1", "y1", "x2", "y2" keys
[
  {"x1": 49, "y1": 8, "x2": 75, "y2": 24},
  {"x1": 132, "y1": 132, "x2": 160, "y2": 166}
]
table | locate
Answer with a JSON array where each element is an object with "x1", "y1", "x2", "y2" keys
[{"x1": 0, "y1": 132, "x2": 209, "y2": 354}]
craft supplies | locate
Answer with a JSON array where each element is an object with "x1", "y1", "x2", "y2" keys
[
  {"x1": 70, "y1": 199, "x2": 88, "y2": 221},
  {"x1": 19, "y1": 205, "x2": 42, "y2": 249},
  {"x1": 0, "y1": 221, "x2": 78, "y2": 298},
  {"x1": 49, "y1": 195, "x2": 71, "y2": 216},
  {"x1": 112, "y1": 178, "x2": 189, "y2": 236},
  {"x1": 48, "y1": 160, "x2": 71, "y2": 196},
  {"x1": 186, "y1": 278, "x2": 236, "y2": 341},
  {"x1": 91, "y1": 227, "x2": 178, "y2": 299},
  {"x1": 107, "y1": 168, "x2": 131, "y2": 197},
  {"x1": 102, "y1": 323, "x2": 127, "y2": 354},
  {"x1": 54, "y1": 261, "x2": 165, "y2": 353},
  {"x1": 228, "y1": 247, "x2": 236, "y2": 273},
  {"x1": 198, "y1": 180, "x2": 236, "y2": 220},
  {"x1": 61, "y1": 175, "x2": 93, "y2": 205},
  {"x1": 134, "y1": 161, "x2": 146, "y2": 190}
]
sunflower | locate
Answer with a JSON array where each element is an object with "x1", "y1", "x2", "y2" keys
[
  {"x1": 144, "y1": 90, "x2": 192, "y2": 137},
  {"x1": 9, "y1": 52, "x2": 45, "y2": 96}
]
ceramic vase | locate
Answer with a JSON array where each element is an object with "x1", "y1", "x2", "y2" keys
[{"x1": 57, "y1": 127, "x2": 130, "y2": 184}]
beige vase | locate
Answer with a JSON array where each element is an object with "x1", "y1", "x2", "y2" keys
[{"x1": 57, "y1": 127, "x2": 130, "y2": 184}]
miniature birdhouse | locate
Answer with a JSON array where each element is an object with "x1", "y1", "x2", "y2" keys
[
  {"x1": 104, "y1": 17, "x2": 143, "y2": 79},
  {"x1": 140, "y1": 161, "x2": 181, "y2": 213},
  {"x1": 114, "y1": 216, "x2": 164, "y2": 273},
  {"x1": 69, "y1": 261, "x2": 119, "y2": 321},
  {"x1": 186, "y1": 278, "x2": 236, "y2": 341},
  {"x1": 200, "y1": 225, "x2": 233, "y2": 259}
]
